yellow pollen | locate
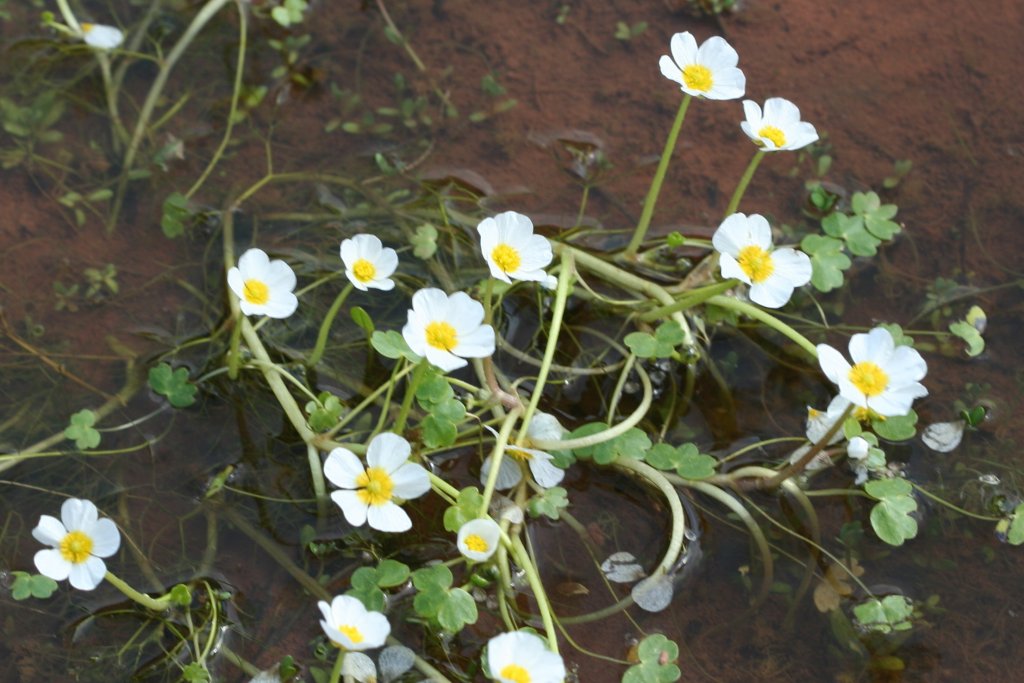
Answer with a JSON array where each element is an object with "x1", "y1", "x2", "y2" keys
[
  {"x1": 351, "y1": 258, "x2": 377, "y2": 283},
  {"x1": 508, "y1": 447, "x2": 533, "y2": 462},
  {"x1": 499, "y1": 664, "x2": 531, "y2": 683},
  {"x1": 848, "y1": 362, "x2": 889, "y2": 398},
  {"x1": 425, "y1": 321, "x2": 457, "y2": 352},
  {"x1": 491, "y1": 244, "x2": 522, "y2": 274},
  {"x1": 82, "y1": 23, "x2": 95, "y2": 33},
  {"x1": 682, "y1": 64, "x2": 713, "y2": 92},
  {"x1": 243, "y1": 279, "x2": 270, "y2": 305},
  {"x1": 758, "y1": 125, "x2": 787, "y2": 148},
  {"x1": 464, "y1": 534, "x2": 490, "y2": 553},
  {"x1": 355, "y1": 467, "x2": 394, "y2": 506},
  {"x1": 736, "y1": 245, "x2": 775, "y2": 283},
  {"x1": 338, "y1": 624, "x2": 364, "y2": 644},
  {"x1": 59, "y1": 530, "x2": 93, "y2": 564}
]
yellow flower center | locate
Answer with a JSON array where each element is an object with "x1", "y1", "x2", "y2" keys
[
  {"x1": 81, "y1": 22, "x2": 95, "y2": 34},
  {"x1": 351, "y1": 258, "x2": 377, "y2": 283},
  {"x1": 682, "y1": 64, "x2": 713, "y2": 92},
  {"x1": 338, "y1": 624, "x2": 364, "y2": 645},
  {"x1": 736, "y1": 245, "x2": 775, "y2": 283},
  {"x1": 758, "y1": 125, "x2": 787, "y2": 148},
  {"x1": 355, "y1": 467, "x2": 394, "y2": 506},
  {"x1": 491, "y1": 244, "x2": 522, "y2": 274},
  {"x1": 59, "y1": 530, "x2": 93, "y2": 564},
  {"x1": 499, "y1": 664, "x2": 531, "y2": 683},
  {"x1": 425, "y1": 321, "x2": 457, "y2": 352},
  {"x1": 848, "y1": 361, "x2": 889, "y2": 398},
  {"x1": 508, "y1": 447, "x2": 533, "y2": 462},
  {"x1": 243, "y1": 279, "x2": 270, "y2": 305},
  {"x1": 464, "y1": 534, "x2": 490, "y2": 553}
]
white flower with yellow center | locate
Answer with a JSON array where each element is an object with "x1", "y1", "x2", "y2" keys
[
  {"x1": 480, "y1": 419, "x2": 565, "y2": 491},
  {"x1": 817, "y1": 327, "x2": 928, "y2": 417},
  {"x1": 227, "y1": 248, "x2": 299, "y2": 318},
  {"x1": 340, "y1": 234, "x2": 398, "y2": 291},
  {"x1": 402, "y1": 288, "x2": 496, "y2": 372},
  {"x1": 457, "y1": 518, "x2": 501, "y2": 562},
  {"x1": 741, "y1": 98, "x2": 819, "y2": 152},
  {"x1": 658, "y1": 31, "x2": 745, "y2": 100},
  {"x1": 713, "y1": 213, "x2": 812, "y2": 308},
  {"x1": 32, "y1": 498, "x2": 121, "y2": 591},
  {"x1": 487, "y1": 631, "x2": 566, "y2": 683},
  {"x1": 317, "y1": 595, "x2": 390, "y2": 651},
  {"x1": 478, "y1": 211, "x2": 554, "y2": 287},
  {"x1": 80, "y1": 23, "x2": 124, "y2": 50},
  {"x1": 324, "y1": 432, "x2": 431, "y2": 533}
]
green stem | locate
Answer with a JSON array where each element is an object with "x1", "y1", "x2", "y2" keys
[
  {"x1": 328, "y1": 649, "x2": 345, "y2": 683},
  {"x1": 393, "y1": 360, "x2": 428, "y2": 435},
  {"x1": 638, "y1": 279, "x2": 739, "y2": 322},
  {"x1": 614, "y1": 458, "x2": 686, "y2": 574},
  {"x1": 724, "y1": 149, "x2": 766, "y2": 217},
  {"x1": 706, "y1": 294, "x2": 818, "y2": 358},
  {"x1": 307, "y1": 283, "x2": 354, "y2": 367},
  {"x1": 104, "y1": 570, "x2": 171, "y2": 611},
  {"x1": 761, "y1": 403, "x2": 854, "y2": 489},
  {"x1": 624, "y1": 94, "x2": 692, "y2": 258},
  {"x1": 479, "y1": 410, "x2": 522, "y2": 516},
  {"x1": 511, "y1": 535, "x2": 559, "y2": 654},
  {"x1": 911, "y1": 483, "x2": 1002, "y2": 521},
  {"x1": 54, "y1": 0, "x2": 81, "y2": 33}
]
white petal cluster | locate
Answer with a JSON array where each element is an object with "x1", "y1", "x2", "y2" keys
[
  {"x1": 457, "y1": 518, "x2": 501, "y2": 562},
  {"x1": 713, "y1": 213, "x2": 812, "y2": 308},
  {"x1": 478, "y1": 211, "x2": 554, "y2": 287},
  {"x1": 658, "y1": 32, "x2": 745, "y2": 100},
  {"x1": 324, "y1": 432, "x2": 431, "y2": 533},
  {"x1": 741, "y1": 98, "x2": 819, "y2": 152},
  {"x1": 480, "y1": 415, "x2": 566, "y2": 490},
  {"x1": 402, "y1": 288, "x2": 495, "y2": 372},
  {"x1": 817, "y1": 327, "x2": 928, "y2": 417},
  {"x1": 81, "y1": 23, "x2": 124, "y2": 50},
  {"x1": 227, "y1": 248, "x2": 299, "y2": 318},
  {"x1": 317, "y1": 595, "x2": 390, "y2": 651},
  {"x1": 33, "y1": 498, "x2": 121, "y2": 591},
  {"x1": 340, "y1": 234, "x2": 398, "y2": 291},
  {"x1": 487, "y1": 631, "x2": 566, "y2": 683}
]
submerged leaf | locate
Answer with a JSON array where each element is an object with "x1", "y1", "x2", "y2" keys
[{"x1": 631, "y1": 572, "x2": 674, "y2": 612}]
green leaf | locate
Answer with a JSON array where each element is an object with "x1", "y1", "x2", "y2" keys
[
  {"x1": 877, "y1": 322, "x2": 914, "y2": 347},
  {"x1": 871, "y1": 410, "x2": 918, "y2": 442},
  {"x1": 415, "y1": 369, "x2": 454, "y2": 405},
  {"x1": 527, "y1": 486, "x2": 569, "y2": 520},
  {"x1": 437, "y1": 587, "x2": 477, "y2": 632},
  {"x1": 675, "y1": 449, "x2": 717, "y2": 480},
  {"x1": 821, "y1": 212, "x2": 881, "y2": 257},
  {"x1": 374, "y1": 559, "x2": 410, "y2": 588},
  {"x1": 864, "y1": 478, "x2": 913, "y2": 499},
  {"x1": 371, "y1": 331, "x2": 420, "y2": 361},
  {"x1": 800, "y1": 234, "x2": 851, "y2": 292},
  {"x1": 443, "y1": 487, "x2": 485, "y2": 532},
  {"x1": 1007, "y1": 504, "x2": 1024, "y2": 545},
  {"x1": 852, "y1": 191, "x2": 901, "y2": 240},
  {"x1": 869, "y1": 495, "x2": 918, "y2": 546},
  {"x1": 622, "y1": 634, "x2": 682, "y2": 682},
  {"x1": 420, "y1": 397, "x2": 465, "y2": 448},
  {"x1": 306, "y1": 392, "x2": 343, "y2": 432},
  {"x1": 948, "y1": 320, "x2": 984, "y2": 357},
  {"x1": 411, "y1": 223, "x2": 439, "y2": 259},
  {"x1": 624, "y1": 332, "x2": 658, "y2": 358},
  {"x1": 347, "y1": 567, "x2": 387, "y2": 612},
  {"x1": 10, "y1": 572, "x2": 59, "y2": 600},
  {"x1": 148, "y1": 362, "x2": 198, "y2": 408},
  {"x1": 350, "y1": 306, "x2": 374, "y2": 335},
  {"x1": 413, "y1": 564, "x2": 479, "y2": 631},
  {"x1": 625, "y1": 322, "x2": 684, "y2": 359},
  {"x1": 64, "y1": 409, "x2": 100, "y2": 449},
  {"x1": 571, "y1": 426, "x2": 651, "y2": 465},
  {"x1": 161, "y1": 192, "x2": 191, "y2": 239},
  {"x1": 853, "y1": 595, "x2": 914, "y2": 634}
]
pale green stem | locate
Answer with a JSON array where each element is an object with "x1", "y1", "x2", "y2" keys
[
  {"x1": 730, "y1": 465, "x2": 821, "y2": 547},
  {"x1": 306, "y1": 283, "x2": 354, "y2": 367},
  {"x1": 328, "y1": 650, "x2": 345, "y2": 683},
  {"x1": 624, "y1": 94, "x2": 693, "y2": 258},
  {"x1": 393, "y1": 360, "x2": 428, "y2": 435},
  {"x1": 638, "y1": 279, "x2": 739, "y2": 322},
  {"x1": 479, "y1": 409, "x2": 522, "y2": 515},
  {"x1": 706, "y1": 294, "x2": 818, "y2": 358},
  {"x1": 614, "y1": 458, "x2": 686, "y2": 574},
  {"x1": 724, "y1": 149, "x2": 766, "y2": 217},
  {"x1": 54, "y1": 0, "x2": 81, "y2": 33},
  {"x1": 511, "y1": 535, "x2": 559, "y2": 654},
  {"x1": 518, "y1": 251, "x2": 574, "y2": 442},
  {"x1": 104, "y1": 570, "x2": 171, "y2": 611},
  {"x1": 604, "y1": 354, "x2": 636, "y2": 427},
  {"x1": 330, "y1": 362, "x2": 417, "y2": 436}
]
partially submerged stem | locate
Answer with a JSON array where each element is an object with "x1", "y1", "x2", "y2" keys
[
  {"x1": 706, "y1": 294, "x2": 818, "y2": 358},
  {"x1": 307, "y1": 283, "x2": 354, "y2": 367},
  {"x1": 511, "y1": 535, "x2": 559, "y2": 654},
  {"x1": 724, "y1": 149, "x2": 766, "y2": 217},
  {"x1": 614, "y1": 458, "x2": 686, "y2": 574},
  {"x1": 104, "y1": 570, "x2": 172, "y2": 611}
]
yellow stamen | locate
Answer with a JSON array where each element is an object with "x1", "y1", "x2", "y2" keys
[
  {"x1": 425, "y1": 321, "x2": 457, "y2": 351},
  {"x1": 463, "y1": 534, "x2": 490, "y2": 553},
  {"x1": 499, "y1": 664, "x2": 531, "y2": 683},
  {"x1": 758, "y1": 125, "x2": 787, "y2": 148},
  {"x1": 508, "y1": 447, "x2": 533, "y2": 462},
  {"x1": 59, "y1": 530, "x2": 93, "y2": 564},
  {"x1": 491, "y1": 244, "x2": 522, "y2": 274},
  {"x1": 355, "y1": 467, "x2": 394, "y2": 506},
  {"x1": 737, "y1": 245, "x2": 775, "y2": 283},
  {"x1": 338, "y1": 625, "x2": 364, "y2": 644},
  {"x1": 682, "y1": 64, "x2": 713, "y2": 92},
  {"x1": 848, "y1": 362, "x2": 889, "y2": 398},
  {"x1": 351, "y1": 258, "x2": 376, "y2": 283},
  {"x1": 243, "y1": 279, "x2": 270, "y2": 305}
]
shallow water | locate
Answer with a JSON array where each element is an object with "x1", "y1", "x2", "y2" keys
[{"x1": 2, "y1": 1, "x2": 1023, "y2": 682}]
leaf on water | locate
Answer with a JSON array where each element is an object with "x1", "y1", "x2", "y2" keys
[
  {"x1": 148, "y1": 362, "x2": 198, "y2": 408},
  {"x1": 379, "y1": 645, "x2": 416, "y2": 683},
  {"x1": 920, "y1": 420, "x2": 965, "y2": 453},
  {"x1": 631, "y1": 572, "x2": 674, "y2": 612},
  {"x1": 601, "y1": 551, "x2": 646, "y2": 583}
]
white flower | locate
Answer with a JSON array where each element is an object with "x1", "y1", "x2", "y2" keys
[
  {"x1": 341, "y1": 652, "x2": 377, "y2": 682},
  {"x1": 658, "y1": 31, "x2": 745, "y2": 100},
  {"x1": 817, "y1": 327, "x2": 928, "y2": 417},
  {"x1": 324, "y1": 432, "x2": 431, "y2": 533},
  {"x1": 805, "y1": 395, "x2": 851, "y2": 445},
  {"x1": 487, "y1": 631, "x2": 566, "y2": 683},
  {"x1": 227, "y1": 248, "x2": 299, "y2": 318},
  {"x1": 317, "y1": 595, "x2": 390, "y2": 651},
  {"x1": 80, "y1": 23, "x2": 124, "y2": 50},
  {"x1": 402, "y1": 288, "x2": 495, "y2": 372},
  {"x1": 457, "y1": 518, "x2": 501, "y2": 562},
  {"x1": 740, "y1": 98, "x2": 819, "y2": 151},
  {"x1": 32, "y1": 498, "x2": 121, "y2": 591},
  {"x1": 478, "y1": 212, "x2": 554, "y2": 286},
  {"x1": 713, "y1": 213, "x2": 812, "y2": 308},
  {"x1": 847, "y1": 436, "x2": 870, "y2": 461},
  {"x1": 480, "y1": 423, "x2": 565, "y2": 490},
  {"x1": 340, "y1": 234, "x2": 398, "y2": 291}
]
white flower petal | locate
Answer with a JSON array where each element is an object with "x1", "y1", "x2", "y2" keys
[
  {"x1": 366, "y1": 502, "x2": 412, "y2": 532},
  {"x1": 816, "y1": 344, "x2": 851, "y2": 385},
  {"x1": 324, "y1": 448, "x2": 365, "y2": 489},
  {"x1": 68, "y1": 556, "x2": 107, "y2": 591},
  {"x1": 527, "y1": 454, "x2": 565, "y2": 488},
  {"x1": 32, "y1": 515, "x2": 67, "y2": 547},
  {"x1": 749, "y1": 277, "x2": 794, "y2": 309},
  {"x1": 388, "y1": 462, "x2": 431, "y2": 500},
  {"x1": 90, "y1": 518, "x2": 121, "y2": 558},
  {"x1": 487, "y1": 631, "x2": 566, "y2": 683},
  {"x1": 457, "y1": 518, "x2": 501, "y2": 562},
  {"x1": 331, "y1": 490, "x2": 368, "y2": 527},
  {"x1": 34, "y1": 548, "x2": 71, "y2": 582},
  {"x1": 82, "y1": 23, "x2": 124, "y2": 50},
  {"x1": 62, "y1": 498, "x2": 98, "y2": 533},
  {"x1": 480, "y1": 455, "x2": 523, "y2": 490},
  {"x1": 366, "y1": 432, "x2": 412, "y2": 472}
]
